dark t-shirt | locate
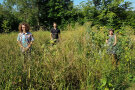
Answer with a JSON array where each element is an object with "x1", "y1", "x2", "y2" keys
[{"x1": 51, "y1": 28, "x2": 60, "y2": 39}]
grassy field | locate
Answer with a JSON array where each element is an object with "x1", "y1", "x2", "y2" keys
[{"x1": 0, "y1": 22, "x2": 135, "y2": 89}]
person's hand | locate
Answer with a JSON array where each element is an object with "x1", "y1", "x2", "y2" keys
[
  {"x1": 113, "y1": 43, "x2": 116, "y2": 46},
  {"x1": 25, "y1": 47, "x2": 29, "y2": 51},
  {"x1": 20, "y1": 45, "x2": 23, "y2": 48},
  {"x1": 22, "y1": 46, "x2": 29, "y2": 52},
  {"x1": 22, "y1": 47, "x2": 29, "y2": 52},
  {"x1": 25, "y1": 45, "x2": 31, "y2": 51},
  {"x1": 21, "y1": 46, "x2": 25, "y2": 51},
  {"x1": 106, "y1": 40, "x2": 108, "y2": 43},
  {"x1": 21, "y1": 46, "x2": 26, "y2": 52}
]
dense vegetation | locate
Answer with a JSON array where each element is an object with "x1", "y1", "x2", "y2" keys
[
  {"x1": 0, "y1": 0, "x2": 135, "y2": 89},
  {"x1": 0, "y1": 0, "x2": 135, "y2": 33},
  {"x1": 0, "y1": 22, "x2": 135, "y2": 89}
]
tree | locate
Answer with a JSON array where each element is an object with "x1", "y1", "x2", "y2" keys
[
  {"x1": 3, "y1": 0, "x2": 74, "y2": 30},
  {"x1": 38, "y1": 0, "x2": 74, "y2": 28},
  {"x1": 0, "y1": 4, "x2": 19, "y2": 33}
]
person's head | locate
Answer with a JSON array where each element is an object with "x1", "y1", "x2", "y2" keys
[
  {"x1": 19, "y1": 23, "x2": 30, "y2": 33},
  {"x1": 109, "y1": 29, "x2": 114, "y2": 35},
  {"x1": 53, "y1": 22, "x2": 57, "y2": 28}
]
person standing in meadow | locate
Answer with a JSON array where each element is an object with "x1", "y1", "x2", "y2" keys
[
  {"x1": 50, "y1": 22, "x2": 61, "y2": 45},
  {"x1": 106, "y1": 29, "x2": 118, "y2": 66},
  {"x1": 17, "y1": 23, "x2": 34, "y2": 73}
]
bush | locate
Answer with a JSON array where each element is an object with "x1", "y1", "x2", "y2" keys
[{"x1": 0, "y1": 22, "x2": 135, "y2": 89}]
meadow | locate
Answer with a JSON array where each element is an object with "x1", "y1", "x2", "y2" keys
[{"x1": 0, "y1": 22, "x2": 135, "y2": 89}]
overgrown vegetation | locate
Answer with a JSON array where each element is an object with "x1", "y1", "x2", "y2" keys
[
  {"x1": 0, "y1": 0, "x2": 135, "y2": 89},
  {"x1": 0, "y1": 22, "x2": 135, "y2": 89}
]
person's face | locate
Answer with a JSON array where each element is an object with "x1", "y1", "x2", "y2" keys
[
  {"x1": 109, "y1": 30, "x2": 113, "y2": 35},
  {"x1": 22, "y1": 25, "x2": 26, "y2": 32},
  {"x1": 53, "y1": 23, "x2": 57, "y2": 28}
]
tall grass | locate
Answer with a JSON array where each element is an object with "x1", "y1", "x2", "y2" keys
[{"x1": 0, "y1": 22, "x2": 135, "y2": 89}]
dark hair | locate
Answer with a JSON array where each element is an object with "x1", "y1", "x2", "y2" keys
[
  {"x1": 109, "y1": 29, "x2": 114, "y2": 33},
  {"x1": 53, "y1": 22, "x2": 57, "y2": 25},
  {"x1": 19, "y1": 22, "x2": 30, "y2": 33}
]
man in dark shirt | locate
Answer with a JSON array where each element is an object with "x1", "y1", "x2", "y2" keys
[{"x1": 50, "y1": 22, "x2": 60, "y2": 45}]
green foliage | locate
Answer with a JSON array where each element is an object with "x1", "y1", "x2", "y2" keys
[
  {"x1": 2, "y1": 20, "x2": 11, "y2": 33},
  {"x1": 0, "y1": 4, "x2": 20, "y2": 33},
  {"x1": 0, "y1": 0, "x2": 135, "y2": 33},
  {"x1": 3, "y1": 0, "x2": 74, "y2": 30},
  {"x1": 0, "y1": 22, "x2": 135, "y2": 89},
  {"x1": 76, "y1": 0, "x2": 135, "y2": 30}
]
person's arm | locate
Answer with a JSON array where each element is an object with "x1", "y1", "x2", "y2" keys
[
  {"x1": 25, "y1": 41, "x2": 33, "y2": 50},
  {"x1": 17, "y1": 41, "x2": 23, "y2": 48},
  {"x1": 50, "y1": 33, "x2": 53, "y2": 40},
  {"x1": 113, "y1": 35, "x2": 117, "y2": 46},
  {"x1": 50, "y1": 29, "x2": 53, "y2": 40},
  {"x1": 25, "y1": 34, "x2": 34, "y2": 51},
  {"x1": 58, "y1": 30, "x2": 61, "y2": 41},
  {"x1": 106, "y1": 39, "x2": 108, "y2": 44},
  {"x1": 17, "y1": 34, "x2": 24, "y2": 49}
]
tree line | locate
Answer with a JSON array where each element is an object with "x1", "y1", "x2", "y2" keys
[{"x1": 0, "y1": 0, "x2": 135, "y2": 33}]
